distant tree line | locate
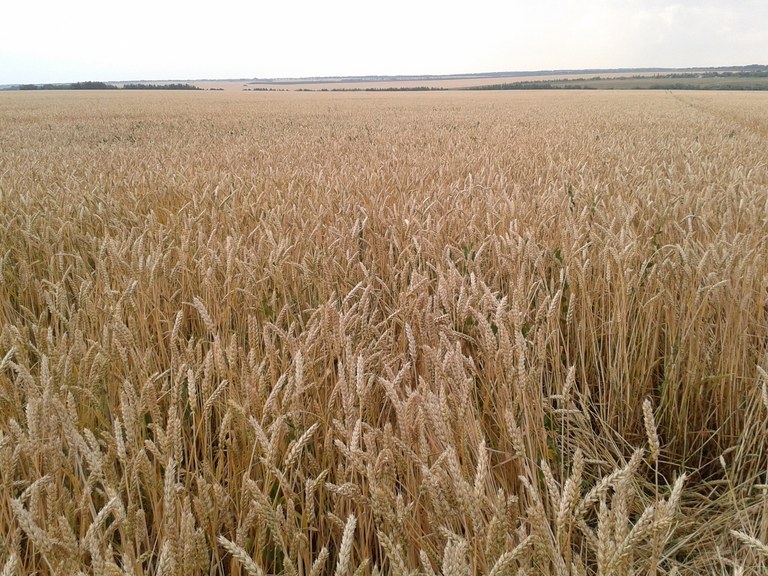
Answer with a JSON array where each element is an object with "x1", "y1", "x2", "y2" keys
[
  {"x1": 122, "y1": 83, "x2": 202, "y2": 90},
  {"x1": 20, "y1": 81, "x2": 118, "y2": 90},
  {"x1": 293, "y1": 87, "x2": 448, "y2": 92},
  {"x1": 659, "y1": 69, "x2": 768, "y2": 79},
  {"x1": 462, "y1": 82, "x2": 595, "y2": 91},
  {"x1": 294, "y1": 84, "x2": 598, "y2": 93},
  {"x1": 18, "y1": 82, "x2": 202, "y2": 91},
  {"x1": 357, "y1": 86, "x2": 446, "y2": 92}
]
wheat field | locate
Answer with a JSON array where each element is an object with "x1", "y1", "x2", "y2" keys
[{"x1": 0, "y1": 90, "x2": 767, "y2": 575}]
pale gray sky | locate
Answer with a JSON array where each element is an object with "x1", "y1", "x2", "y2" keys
[{"x1": 1, "y1": 0, "x2": 766, "y2": 84}]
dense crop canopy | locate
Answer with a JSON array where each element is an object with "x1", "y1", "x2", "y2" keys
[{"x1": 0, "y1": 90, "x2": 767, "y2": 575}]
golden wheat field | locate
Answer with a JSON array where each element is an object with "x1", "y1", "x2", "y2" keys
[{"x1": 0, "y1": 89, "x2": 767, "y2": 575}]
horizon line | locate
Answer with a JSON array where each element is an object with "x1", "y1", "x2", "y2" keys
[{"x1": 3, "y1": 64, "x2": 766, "y2": 87}]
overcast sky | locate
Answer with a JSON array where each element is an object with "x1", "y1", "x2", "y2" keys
[{"x1": 1, "y1": 0, "x2": 766, "y2": 84}]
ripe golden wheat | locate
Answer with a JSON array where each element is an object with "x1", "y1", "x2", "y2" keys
[{"x1": 0, "y1": 90, "x2": 767, "y2": 575}]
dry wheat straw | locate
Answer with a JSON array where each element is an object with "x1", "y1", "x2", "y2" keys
[{"x1": 1, "y1": 90, "x2": 766, "y2": 576}]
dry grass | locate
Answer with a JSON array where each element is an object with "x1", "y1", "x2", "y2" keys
[{"x1": 0, "y1": 89, "x2": 767, "y2": 575}]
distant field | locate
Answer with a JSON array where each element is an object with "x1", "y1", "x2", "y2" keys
[
  {"x1": 8, "y1": 69, "x2": 764, "y2": 92},
  {"x1": 1, "y1": 90, "x2": 767, "y2": 575},
  {"x1": 545, "y1": 75, "x2": 768, "y2": 91},
  {"x1": 238, "y1": 70, "x2": 732, "y2": 91}
]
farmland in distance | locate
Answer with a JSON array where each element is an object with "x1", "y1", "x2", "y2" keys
[{"x1": 1, "y1": 90, "x2": 767, "y2": 575}]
